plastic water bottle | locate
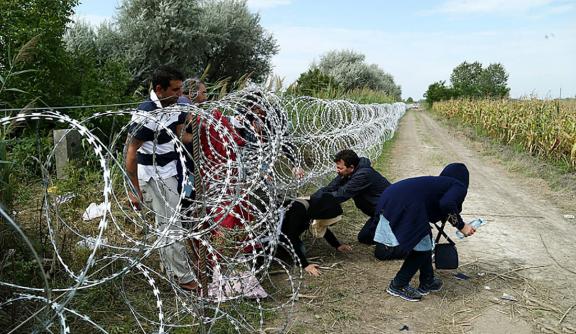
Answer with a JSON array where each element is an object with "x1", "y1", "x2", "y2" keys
[{"x1": 456, "y1": 218, "x2": 487, "y2": 239}]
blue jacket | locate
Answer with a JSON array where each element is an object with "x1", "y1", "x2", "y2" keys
[
  {"x1": 316, "y1": 157, "x2": 391, "y2": 216},
  {"x1": 374, "y1": 163, "x2": 469, "y2": 252}
]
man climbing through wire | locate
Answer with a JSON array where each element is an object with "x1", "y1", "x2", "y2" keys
[{"x1": 312, "y1": 149, "x2": 391, "y2": 244}]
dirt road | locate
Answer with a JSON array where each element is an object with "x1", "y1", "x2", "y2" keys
[{"x1": 285, "y1": 110, "x2": 576, "y2": 333}]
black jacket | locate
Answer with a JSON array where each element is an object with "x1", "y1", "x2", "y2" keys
[
  {"x1": 281, "y1": 200, "x2": 341, "y2": 268},
  {"x1": 315, "y1": 157, "x2": 390, "y2": 216}
]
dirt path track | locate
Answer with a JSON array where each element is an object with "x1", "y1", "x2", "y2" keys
[{"x1": 285, "y1": 110, "x2": 576, "y2": 334}]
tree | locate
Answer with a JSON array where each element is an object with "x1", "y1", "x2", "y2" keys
[
  {"x1": 93, "y1": 0, "x2": 278, "y2": 86},
  {"x1": 450, "y1": 61, "x2": 484, "y2": 98},
  {"x1": 480, "y1": 63, "x2": 510, "y2": 98},
  {"x1": 64, "y1": 21, "x2": 133, "y2": 118},
  {"x1": 293, "y1": 68, "x2": 338, "y2": 96},
  {"x1": 424, "y1": 81, "x2": 454, "y2": 104},
  {"x1": 315, "y1": 49, "x2": 401, "y2": 100},
  {"x1": 198, "y1": 0, "x2": 278, "y2": 82},
  {"x1": 114, "y1": 0, "x2": 203, "y2": 84},
  {"x1": 0, "y1": 0, "x2": 79, "y2": 107},
  {"x1": 449, "y1": 61, "x2": 510, "y2": 99}
]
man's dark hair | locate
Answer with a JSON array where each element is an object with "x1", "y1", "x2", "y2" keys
[
  {"x1": 152, "y1": 65, "x2": 184, "y2": 90},
  {"x1": 333, "y1": 149, "x2": 360, "y2": 168}
]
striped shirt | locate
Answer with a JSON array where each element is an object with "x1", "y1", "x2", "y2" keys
[{"x1": 130, "y1": 91, "x2": 187, "y2": 182}]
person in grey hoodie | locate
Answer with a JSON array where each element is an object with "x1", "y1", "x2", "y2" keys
[{"x1": 313, "y1": 149, "x2": 391, "y2": 241}]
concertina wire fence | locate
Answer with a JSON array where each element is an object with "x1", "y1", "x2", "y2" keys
[{"x1": 0, "y1": 87, "x2": 406, "y2": 333}]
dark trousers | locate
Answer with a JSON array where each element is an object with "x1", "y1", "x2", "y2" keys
[
  {"x1": 392, "y1": 250, "x2": 434, "y2": 288},
  {"x1": 374, "y1": 243, "x2": 408, "y2": 260},
  {"x1": 357, "y1": 216, "x2": 378, "y2": 245}
]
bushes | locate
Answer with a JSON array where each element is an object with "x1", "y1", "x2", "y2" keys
[{"x1": 290, "y1": 50, "x2": 401, "y2": 103}]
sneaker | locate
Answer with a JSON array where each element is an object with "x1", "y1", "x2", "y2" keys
[
  {"x1": 417, "y1": 277, "x2": 443, "y2": 295},
  {"x1": 386, "y1": 281, "x2": 422, "y2": 302}
]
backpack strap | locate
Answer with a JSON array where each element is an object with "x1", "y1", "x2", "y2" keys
[{"x1": 433, "y1": 220, "x2": 456, "y2": 246}]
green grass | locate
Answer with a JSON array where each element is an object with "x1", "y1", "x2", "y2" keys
[{"x1": 371, "y1": 126, "x2": 400, "y2": 177}]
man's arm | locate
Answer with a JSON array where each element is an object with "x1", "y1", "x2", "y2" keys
[
  {"x1": 176, "y1": 123, "x2": 194, "y2": 144},
  {"x1": 323, "y1": 229, "x2": 341, "y2": 248},
  {"x1": 125, "y1": 138, "x2": 144, "y2": 209},
  {"x1": 280, "y1": 142, "x2": 305, "y2": 179},
  {"x1": 317, "y1": 175, "x2": 342, "y2": 194},
  {"x1": 286, "y1": 234, "x2": 322, "y2": 276},
  {"x1": 177, "y1": 112, "x2": 195, "y2": 144},
  {"x1": 329, "y1": 171, "x2": 371, "y2": 203}
]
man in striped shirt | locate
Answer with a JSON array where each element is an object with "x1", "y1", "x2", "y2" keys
[{"x1": 125, "y1": 65, "x2": 197, "y2": 290}]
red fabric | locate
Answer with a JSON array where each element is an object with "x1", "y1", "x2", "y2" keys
[
  {"x1": 214, "y1": 200, "x2": 252, "y2": 229},
  {"x1": 197, "y1": 109, "x2": 251, "y2": 233},
  {"x1": 198, "y1": 109, "x2": 245, "y2": 166}
]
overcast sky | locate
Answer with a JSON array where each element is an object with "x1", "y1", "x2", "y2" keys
[{"x1": 75, "y1": 0, "x2": 576, "y2": 100}]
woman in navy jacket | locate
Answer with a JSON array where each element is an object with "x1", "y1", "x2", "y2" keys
[{"x1": 372, "y1": 163, "x2": 476, "y2": 301}]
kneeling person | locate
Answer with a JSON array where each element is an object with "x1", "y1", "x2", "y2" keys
[
  {"x1": 313, "y1": 149, "x2": 391, "y2": 243},
  {"x1": 280, "y1": 193, "x2": 352, "y2": 276}
]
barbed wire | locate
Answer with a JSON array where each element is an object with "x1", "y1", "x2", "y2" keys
[{"x1": 0, "y1": 87, "x2": 405, "y2": 333}]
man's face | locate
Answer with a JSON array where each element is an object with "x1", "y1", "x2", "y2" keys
[
  {"x1": 335, "y1": 160, "x2": 355, "y2": 177},
  {"x1": 156, "y1": 79, "x2": 183, "y2": 107},
  {"x1": 193, "y1": 83, "x2": 208, "y2": 104}
]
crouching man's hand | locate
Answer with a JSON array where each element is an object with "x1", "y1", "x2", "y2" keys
[{"x1": 304, "y1": 264, "x2": 321, "y2": 276}]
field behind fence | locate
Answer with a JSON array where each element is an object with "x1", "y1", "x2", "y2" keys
[{"x1": 432, "y1": 99, "x2": 576, "y2": 170}]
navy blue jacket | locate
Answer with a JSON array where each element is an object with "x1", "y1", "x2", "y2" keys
[
  {"x1": 316, "y1": 157, "x2": 391, "y2": 216},
  {"x1": 374, "y1": 163, "x2": 469, "y2": 252}
]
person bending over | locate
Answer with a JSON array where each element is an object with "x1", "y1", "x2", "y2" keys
[
  {"x1": 313, "y1": 149, "x2": 391, "y2": 243},
  {"x1": 367, "y1": 163, "x2": 476, "y2": 301}
]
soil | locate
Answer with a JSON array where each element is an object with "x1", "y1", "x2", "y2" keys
[{"x1": 278, "y1": 109, "x2": 576, "y2": 334}]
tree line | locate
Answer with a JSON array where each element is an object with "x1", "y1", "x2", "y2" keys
[
  {"x1": 0, "y1": 0, "x2": 277, "y2": 115},
  {"x1": 1, "y1": 0, "x2": 403, "y2": 115},
  {"x1": 424, "y1": 61, "x2": 510, "y2": 105}
]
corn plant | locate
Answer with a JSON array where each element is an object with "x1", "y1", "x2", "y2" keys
[{"x1": 432, "y1": 98, "x2": 576, "y2": 170}]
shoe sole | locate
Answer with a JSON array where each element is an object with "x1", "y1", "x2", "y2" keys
[
  {"x1": 386, "y1": 287, "x2": 421, "y2": 302},
  {"x1": 417, "y1": 287, "x2": 442, "y2": 296}
]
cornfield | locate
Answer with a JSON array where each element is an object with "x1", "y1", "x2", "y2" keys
[{"x1": 432, "y1": 99, "x2": 576, "y2": 170}]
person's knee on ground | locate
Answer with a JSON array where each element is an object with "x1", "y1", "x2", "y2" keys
[
  {"x1": 374, "y1": 242, "x2": 408, "y2": 261},
  {"x1": 357, "y1": 230, "x2": 375, "y2": 245},
  {"x1": 357, "y1": 216, "x2": 378, "y2": 245}
]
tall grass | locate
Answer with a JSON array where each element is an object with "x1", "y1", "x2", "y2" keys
[
  {"x1": 1, "y1": 36, "x2": 41, "y2": 210},
  {"x1": 432, "y1": 98, "x2": 576, "y2": 170}
]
